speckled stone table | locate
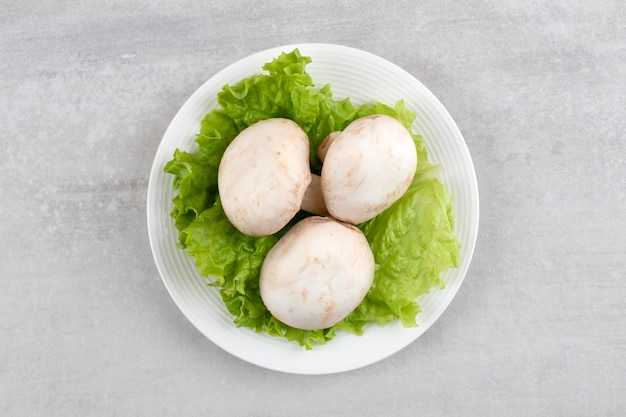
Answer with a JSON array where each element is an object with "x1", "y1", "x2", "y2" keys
[{"x1": 2, "y1": 1, "x2": 624, "y2": 415}]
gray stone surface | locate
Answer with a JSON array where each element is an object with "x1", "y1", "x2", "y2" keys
[{"x1": 1, "y1": 1, "x2": 624, "y2": 415}]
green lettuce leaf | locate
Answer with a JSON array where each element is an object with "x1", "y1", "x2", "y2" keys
[
  {"x1": 164, "y1": 49, "x2": 460, "y2": 349},
  {"x1": 357, "y1": 166, "x2": 461, "y2": 327}
]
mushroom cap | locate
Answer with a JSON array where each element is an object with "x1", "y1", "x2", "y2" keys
[
  {"x1": 259, "y1": 216, "x2": 375, "y2": 330},
  {"x1": 218, "y1": 118, "x2": 312, "y2": 237},
  {"x1": 321, "y1": 114, "x2": 418, "y2": 224}
]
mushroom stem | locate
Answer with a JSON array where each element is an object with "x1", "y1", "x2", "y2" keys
[
  {"x1": 316, "y1": 131, "x2": 341, "y2": 162},
  {"x1": 300, "y1": 174, "x2": 328, "y2": 216},
  {"x1": 297, "y1": 131, "x2": 340, "y2": 216}
]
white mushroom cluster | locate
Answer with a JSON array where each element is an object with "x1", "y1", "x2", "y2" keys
[{"x1": 218, "y1": 114, "x2": 417, "y2": 330}]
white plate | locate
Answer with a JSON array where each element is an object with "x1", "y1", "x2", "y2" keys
[{"x1": 147, "y1": 43, "x2": 479, "y2": 374}]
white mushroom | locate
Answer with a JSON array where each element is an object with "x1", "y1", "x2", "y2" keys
[
  {"x1": 320, "y1": 114, "x2": 418, "y2": 224},
  {"x1": 259, "y1": 216, "x2": 375, "y2": 330},
  {"x1": 218, "y1": 118, "x2": 314, "y2": 237}
]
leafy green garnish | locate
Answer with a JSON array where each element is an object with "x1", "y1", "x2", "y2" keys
[{"x1": 164, "y1": 49, "x2": 460, "y2": 349}]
